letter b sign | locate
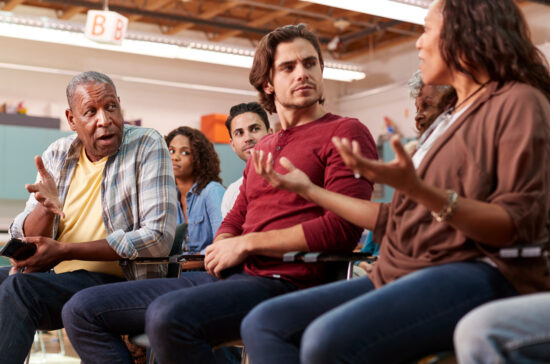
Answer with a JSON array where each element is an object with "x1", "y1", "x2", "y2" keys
[{"x1": 85, "y1": 10, "x2": 128, "y2": 45}]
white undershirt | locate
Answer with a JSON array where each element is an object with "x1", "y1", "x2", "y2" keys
[{"x1": 412, "y1": 106, "x2": 469, "y2": 169}]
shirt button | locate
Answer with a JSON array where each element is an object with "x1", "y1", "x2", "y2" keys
[{"x1": 276, "y1": 146, "x2": 281, "y2": 151}]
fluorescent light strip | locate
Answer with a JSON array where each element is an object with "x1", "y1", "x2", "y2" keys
[
  {"x1": 301, "y1": 0, "x2": 428, "y2": 25},
  {"x1": 0, "y1": 16, "x2": 365, "y2": 82},
  {"x1": 0, "y1": 61, "x2": 257, "y2": 96}
]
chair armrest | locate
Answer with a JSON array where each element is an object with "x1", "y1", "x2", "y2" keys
[
  {"x1": 499, "y1": 242, "x2": 549, "y2": 258},
  {"x1": 283, "y1": 251, "x2": 377, "y2": 263}
]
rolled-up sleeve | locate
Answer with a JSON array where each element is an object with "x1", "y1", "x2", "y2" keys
[{"x1": 489, "y1": 90, "x2": 550, "y2": 244}]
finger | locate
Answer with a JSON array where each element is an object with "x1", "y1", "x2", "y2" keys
[
  {"x1": 53, "y1": 208, "x2": 66, "y2": 219},
  {"x1": 259, "y1": 150, "x2": 265, "y2": 173},
  {"x1": 251, "y1": 150, "x2": 260, "y2": 173},
  {"x1": 279, "y1": 157, "x2": 295, "y2": 173},
  {"x1": 34, "y1": 156, "x2": 50, "y2": 180},
  {"x1": 253, "y1": 150, "x2": 264, "y2": 175},
  {"x1": 332, "y1": 137, "x2": 353, "y2": 158},
  {"x1": 10, "y1": 259, "x2": 24, "y2": 270},
  {"x1": 390, "y1": 135, "x2": 409, "y2": 163},
  {"x1": 351, "y1": 140, "x2": 362, "y2": 157},
  {"x1": 204, "y1": 252, "x2": 218, "y2": 275},
  {"x1": 213, "y1": 263, "x2": 226, "y2": 279},
  {"x1": 26, "y1": 184, "x2": 39, "y2": 194},
  {"x1": 21, "y1": 236, "x2": 38, "y2": 243},
  {"x1": 42, "y1": 200, "x2": 65, "y2": 218},
  {"x1": 264, "y1": 152, "x2": 274, "y2": 174}
]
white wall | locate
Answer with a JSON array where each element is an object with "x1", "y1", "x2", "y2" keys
[{"x1": 334, "y1": 2, "x2": 550, "y2": 142}]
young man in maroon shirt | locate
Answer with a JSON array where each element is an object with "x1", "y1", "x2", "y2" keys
[{"x1": 62, "y1": 24, "x2": 377, "y2": 364}]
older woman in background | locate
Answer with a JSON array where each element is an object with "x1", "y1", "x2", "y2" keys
[{"x1": 242, "y1": 0, "x2": 550, "y2": 363}]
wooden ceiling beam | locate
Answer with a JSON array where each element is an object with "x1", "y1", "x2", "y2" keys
[
  {"x1": 128, "y1": 0, "x2": 174, "y2": 22},
  {"x1": 59, "y1": 6, "x2": 86, "y2": 19},
  {"x1": 3, "y1": 0, "x2": 25, "y2": 11},
  {"x1": 166, "y1": 1, "x2": 240, "y2": 35},
  {"x1": 211, "y1": 2, "x2": 313, "y2": 42},
  {"x1": 339, "y1": 35, "x2": 417, "y2": 61}
]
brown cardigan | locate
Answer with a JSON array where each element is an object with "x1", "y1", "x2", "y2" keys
[{"x1": 370, "y1": 81, "x2": 550, "y2": 294}]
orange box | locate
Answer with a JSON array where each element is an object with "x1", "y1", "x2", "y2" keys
[{"x1": 201, "y1": 113, "x2": 230, "y2": 144}]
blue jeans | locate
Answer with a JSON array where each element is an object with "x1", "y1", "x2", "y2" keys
[
  {"x1": 241, "y1": 261, "x2": 518, "y2": 364},
  {"x1": 454, "y1": 293, "x2": 550, "y2": 363},
  {"x1": 62, "y1": 271, "x2": 296, "y2": 364},
  {"x1": 0, "y1": 267, "x2": 123, "y2": 364}
]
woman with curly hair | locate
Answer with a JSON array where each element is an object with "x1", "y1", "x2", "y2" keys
[
  {"x1": 243, "y1": 0, "x2": 550, "y2": 362},
  {"x1": 165, "y1": 126, "x2": 225, "y2": 253}
]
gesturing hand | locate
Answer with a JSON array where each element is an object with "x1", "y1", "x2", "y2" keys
[
  {"x1": 25, "y1": 156, "x2": 65, "y2": 218},
  {"x1": 251, "y1": 149, "x2": 313, "y2": 197},
  {"x1": 332, "y1": 134, "x2": 420, "y2": 195}
]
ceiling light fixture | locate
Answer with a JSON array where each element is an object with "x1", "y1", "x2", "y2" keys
[
  {"x1": 0, "y1": 61, "x2": 258, "y2": 96},
  {"x1": 0, "y1": 11, "x2": 366, "y2": 82},
  {"x1": 301, "y1": 0, "x2": 428, "y2": 25}
]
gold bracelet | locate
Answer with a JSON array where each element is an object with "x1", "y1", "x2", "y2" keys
[{"x1": 431, "y1": 190, "x2": 458, "y2": 222}]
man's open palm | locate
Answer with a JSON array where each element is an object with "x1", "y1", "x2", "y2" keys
[{"x1": 25, "y1": 156, "x2": 65, "y2": 218}]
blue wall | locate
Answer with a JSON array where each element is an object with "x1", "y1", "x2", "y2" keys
[
  {"x1": 214, "y1": 143, "x2": 246, "y2": 187},
  {"x1": 0, "y1": 125, "x2": 246, "y2": 200},
  {"x1": 0, "y1": 125, "x2": 72, "y2": 200}
]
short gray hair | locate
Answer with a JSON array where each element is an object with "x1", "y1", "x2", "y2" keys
[
  {"x1": 408, "y1": 70, "x2": 454, "y2": 98},
  {"x1": 408, "y1": 70, "x2": 424, "y2": 98},
  {"x1": 66, "y1": 71, "x2": 117, "y2": 108}
]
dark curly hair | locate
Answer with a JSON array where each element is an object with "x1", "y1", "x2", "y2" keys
[
  {"x1": 439, "y1": 0, "x2": 550, "y2": 101},
  {"x1": 249, "y1": 24, "x2": 325, "y2": 114},
  {"x1": 165, "y1": 126, "x2": 222, "y2": 194}
]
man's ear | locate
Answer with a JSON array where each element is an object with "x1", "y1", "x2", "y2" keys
[
  {"x1": 263, "y1": 81, "x2": 274, "y2": 95},
  {"x1": 229, "y1": 138, "x2": 237, "y2": 154},
  {"x1": 65, "y1": 109, "x2": 77, "y2": 131},
  {"x1": 267, "y1": 128, "x2": 274, "y2": 134}
]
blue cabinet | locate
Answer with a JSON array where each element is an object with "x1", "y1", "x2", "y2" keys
[{"x1": 0, "y1": 125, "x2": 72, "y2": 200}]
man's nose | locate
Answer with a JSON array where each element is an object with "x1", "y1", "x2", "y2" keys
[
  {"x1": 96, "y1": 109, "x2": 111, "y2": 127},
  {"x1": 295, "y1": 64, "x2": 309, "y2": 80},
  {"x1": 243, "y1": 132, "x2": 254, "y2": 143}
]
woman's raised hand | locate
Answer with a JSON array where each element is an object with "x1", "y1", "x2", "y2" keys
[
  {"x1": 251, "y1": 149, "x2": 313, "y2": 197},
  {"x1": 332, "y1": 134, "x2": 420, "y2": 195}
]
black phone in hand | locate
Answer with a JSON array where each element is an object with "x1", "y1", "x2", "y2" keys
[{"x1": 0, "y1": 238, "x2": 37, "y2": 260}]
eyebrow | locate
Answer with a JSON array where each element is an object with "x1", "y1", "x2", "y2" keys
[{"x1": 276, "y1": 56, "x2": 318, "y2": 69}]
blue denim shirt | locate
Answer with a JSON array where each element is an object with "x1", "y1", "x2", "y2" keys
[{"x1": 177, "y1": 181, "x2": 225, "y2": 253}]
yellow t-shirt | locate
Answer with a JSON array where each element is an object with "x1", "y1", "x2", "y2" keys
[{"x1": 54, "y1": 147, "x2": 123, "y2": 278}]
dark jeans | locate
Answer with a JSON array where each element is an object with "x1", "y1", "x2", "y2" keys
[
  {"x1": 62, "y1": 271, "x2": 296, "y2": 364},
  {"x1": 0, "y1": 267, "x2": 123, "y2": 364},
  {"x1": 241, "y1": 261, "x2": 518, "y2": 364}
]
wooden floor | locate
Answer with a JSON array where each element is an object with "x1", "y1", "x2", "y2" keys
[{"x1": 28, "y1": 330, "x2": 80, "y2": 363}]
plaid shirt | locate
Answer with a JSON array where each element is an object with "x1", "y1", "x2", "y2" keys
[{"x1": 9, "y1": 125, "x2": 177, "y2": 280}]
